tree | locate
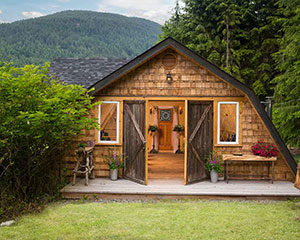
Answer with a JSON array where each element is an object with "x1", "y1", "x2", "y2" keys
[
  {"x1": 272, "y1": 0, "x2": 300, "y2": 147},
  {"x1": 159, "y1": 0, "x2": 282, "y2": 97},
  {"x1": 0, "y1": 62, "x2": 98, "y2": 219}
]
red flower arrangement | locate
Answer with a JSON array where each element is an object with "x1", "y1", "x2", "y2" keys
[{"x1": 251, "y1": 141, "x2": 278, "y2": 157}]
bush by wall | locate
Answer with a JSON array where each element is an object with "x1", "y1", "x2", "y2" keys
[{"x1": 0, "y1": 62, "x2": 98, "y2": 221}]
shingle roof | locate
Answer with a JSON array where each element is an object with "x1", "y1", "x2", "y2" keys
[{"x1": 50, "y1": 58, "x2": 129, "y2": 88}]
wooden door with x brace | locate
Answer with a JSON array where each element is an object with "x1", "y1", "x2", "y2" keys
[
  {"x1": 123, "y1": 101, "x2": 146, "y2": 184},
  {"x1": 186, "y1": 101, "x2": 213, "y2": 184}
]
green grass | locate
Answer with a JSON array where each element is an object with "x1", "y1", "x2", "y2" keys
[{"x1": 0, "y1": 200, "x2": 299, "y2": 240}]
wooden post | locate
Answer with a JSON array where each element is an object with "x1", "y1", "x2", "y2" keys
[
  {"x1": 294, "y1": 162, "x2": 300, "y2": 189},
  {"x1": 145, "y1": 100, "x2": 149, "y2": 185},
  {"x1": 271, "y1": 161, "x2": 274, "y2": 184},
  {"x1": 184, "y1": 100, "x2": 188, "y2": 185},
  {"x1": 85, "y1": 156, "x2": 89, "y2": 186},
  {"x1": 226, "y1": 161, "x2": 228, "y2": 184}
]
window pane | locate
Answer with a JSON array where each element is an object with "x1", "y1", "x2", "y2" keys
[
  {"x1": 219, "y1": 103, "x2": 237, "y2": 142},
  {"x1": 100, "y1": 103, "x2": 118, "y2": 142}
]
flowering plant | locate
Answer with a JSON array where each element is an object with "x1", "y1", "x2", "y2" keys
[
  {"x1": 251, "y1": 141, "x2": 278, "y2": 157},
  {"x1": 104, "y1": 150, "x2": 125, "y2": 170},
  {"x1": 205, "y1": 151, "x2": 222, "y2": 173}
]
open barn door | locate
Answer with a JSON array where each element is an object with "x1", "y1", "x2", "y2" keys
[
  {"x1": 123, "y1": 101, "x2": 146, "y2": 184},
  {"x1": 186, "y1": 101, "x2": 213, "y2": 184}
]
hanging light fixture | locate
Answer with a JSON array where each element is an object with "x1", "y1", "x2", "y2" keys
[{"x1": 166, "y1": 72, "x2": 172, "y2": 82}]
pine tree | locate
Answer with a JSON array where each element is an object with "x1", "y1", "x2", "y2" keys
[
  {"x1": 159, "y1": 0, "x2": 282, "y2": 97},
  {"x1": 272, "y1": 0, "x2": 300, "y2": 147}
]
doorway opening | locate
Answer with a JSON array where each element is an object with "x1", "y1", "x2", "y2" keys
[{"x1": 147, "y1": 101, "x2": 185, "y2": 180}]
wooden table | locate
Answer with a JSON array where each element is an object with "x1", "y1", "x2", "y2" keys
[{"x1": 223, "y1": 154, "x2": 277, "y2": 184}]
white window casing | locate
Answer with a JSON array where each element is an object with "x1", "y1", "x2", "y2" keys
[
  {"x1": 98, "y1": 101, "x2": 120, "y2": 144},
  {"x1": 217, "y1": 101, "x2": 239, "y2": 145}
]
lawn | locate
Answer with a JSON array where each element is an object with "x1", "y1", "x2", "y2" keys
[{"x1": 0, "y1": 200, "x2": 299, "y2": 240}]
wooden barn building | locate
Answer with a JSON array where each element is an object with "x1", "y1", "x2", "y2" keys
[{"x1": 51, "y1": 37, "x2": 297, "y2": 185}]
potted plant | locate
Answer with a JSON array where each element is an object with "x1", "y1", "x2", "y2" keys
[
  {"x1": 148, "y1": 125, "x2": 158, "y2": 153},
  {"x1": 173, "y1": 124, "x2": 184, "y2": 154},
  {"x1": 148, "y1": 125, "x2": 158, "y2": 132},
  {"x1": 205, "y1": 151, "x2": 222, "y2": 183},
  {"x1": 251, "y1": 141, "x2": 278, "y2": 157},
  {"x1": 104, "y1": 150, "x2": 125, "y2": 181},
  {"x1": 173, "y1": 124, "x2": 184, "y2": 132}
]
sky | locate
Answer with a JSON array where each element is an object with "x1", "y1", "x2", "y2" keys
[{"x1": 0, "y1": 0, "x2": 177, "y2": 24}]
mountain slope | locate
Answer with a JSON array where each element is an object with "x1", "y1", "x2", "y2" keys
[{"x1": 0, "y1": 10, "x2": 161, "y2": 66}]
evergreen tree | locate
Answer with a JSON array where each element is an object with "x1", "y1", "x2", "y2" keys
[
  {"x1": 272, "y1": 0, "x2": 300, "y2": 147},
  {"x1": 159, "y1": 0, "x2": 281, "y2": 97}
]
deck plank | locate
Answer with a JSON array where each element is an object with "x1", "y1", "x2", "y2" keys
[{"x1": 61, "y1": 178, "x2": 300, "y2": 198}]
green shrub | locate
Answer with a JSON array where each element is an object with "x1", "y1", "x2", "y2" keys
[{"x1": 0, "y1": 62, "x2": 98, "y2": 221}]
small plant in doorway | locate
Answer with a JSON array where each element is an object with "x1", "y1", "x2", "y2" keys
[
  {"x1": 205, "y1": 151, "x2": 222, "y2": 183},
  {"x1": 148, "y1": 125, "x2": 158, "y2": 132},
  {"x1": 173, "y1": 124, "x2": 184, "y2": 132},
  {"x1": 173, "y1": 124, "x2": 184, "y2": 154},
  {"x1": 104, "y1": 149, "x2": 125, "y2": 181},
  {"x1": 148, "y1": 125, "x2": 158, "y2": 153}
]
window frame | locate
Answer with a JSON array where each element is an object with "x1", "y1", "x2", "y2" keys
[
  {"x1": 98, "y1": 101, "x2": 120, "y2": 144},
  {"x1": 217, "y1": 101, "x2": 239, "y2": 145}
]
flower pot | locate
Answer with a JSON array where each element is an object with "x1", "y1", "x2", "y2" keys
[
  {"x1": 110, "y1": 169, "x2": 118, "y2": 181},
  {"x1": 210, "y1": 170, "x2": 218, "y2": 183}
]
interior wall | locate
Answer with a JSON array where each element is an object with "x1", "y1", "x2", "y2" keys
[{"x1": 148, "y1": 101, "x2": 185, "y2": 152}]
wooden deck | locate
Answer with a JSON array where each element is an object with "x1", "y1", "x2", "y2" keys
[
  {"x1": 148, "y1": 152, "x2": 184, "y2": 180},
  {"x1": 61, "y1": 178, "x2": 300, "y2": 200}
]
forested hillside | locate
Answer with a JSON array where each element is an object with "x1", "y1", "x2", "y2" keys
[{"x1": 0, "y1": 10, "x2": 161, "y2": 66}]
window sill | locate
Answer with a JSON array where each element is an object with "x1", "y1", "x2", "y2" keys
[
  {"x1": 95, "y1": 143, "x2": 122, "y2": 146},
  {"x1": 214, "y1": 144, "x2": 242, "y2": 147}
]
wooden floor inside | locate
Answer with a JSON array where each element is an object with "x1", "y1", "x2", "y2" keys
[{"x1": 148, "y1": 152, "x2": 184, "y2": 180}]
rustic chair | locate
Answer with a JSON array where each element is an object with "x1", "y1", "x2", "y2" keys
[{"x1": 72, "y1": 146, "x2": 95, "y2": 186}]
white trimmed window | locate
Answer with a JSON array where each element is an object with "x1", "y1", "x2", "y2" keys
[
  {"x1": 217, "y1": 102, "x2": 239, "y2": 144},
  {"x1": 98, "y1": 101, "x2": 120, "y2": 144}
]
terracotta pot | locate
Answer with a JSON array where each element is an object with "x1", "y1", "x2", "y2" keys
[
  {"x1": 110, "y1": 169, "x2": 118, "y2": 181},
  {"x1": 210, "y1": 170, "x2": 218, "y2": 183}
]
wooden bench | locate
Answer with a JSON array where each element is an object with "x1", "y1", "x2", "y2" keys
[{"x1": 223, "y1": 154, "x2": 277, "y2": 184}]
